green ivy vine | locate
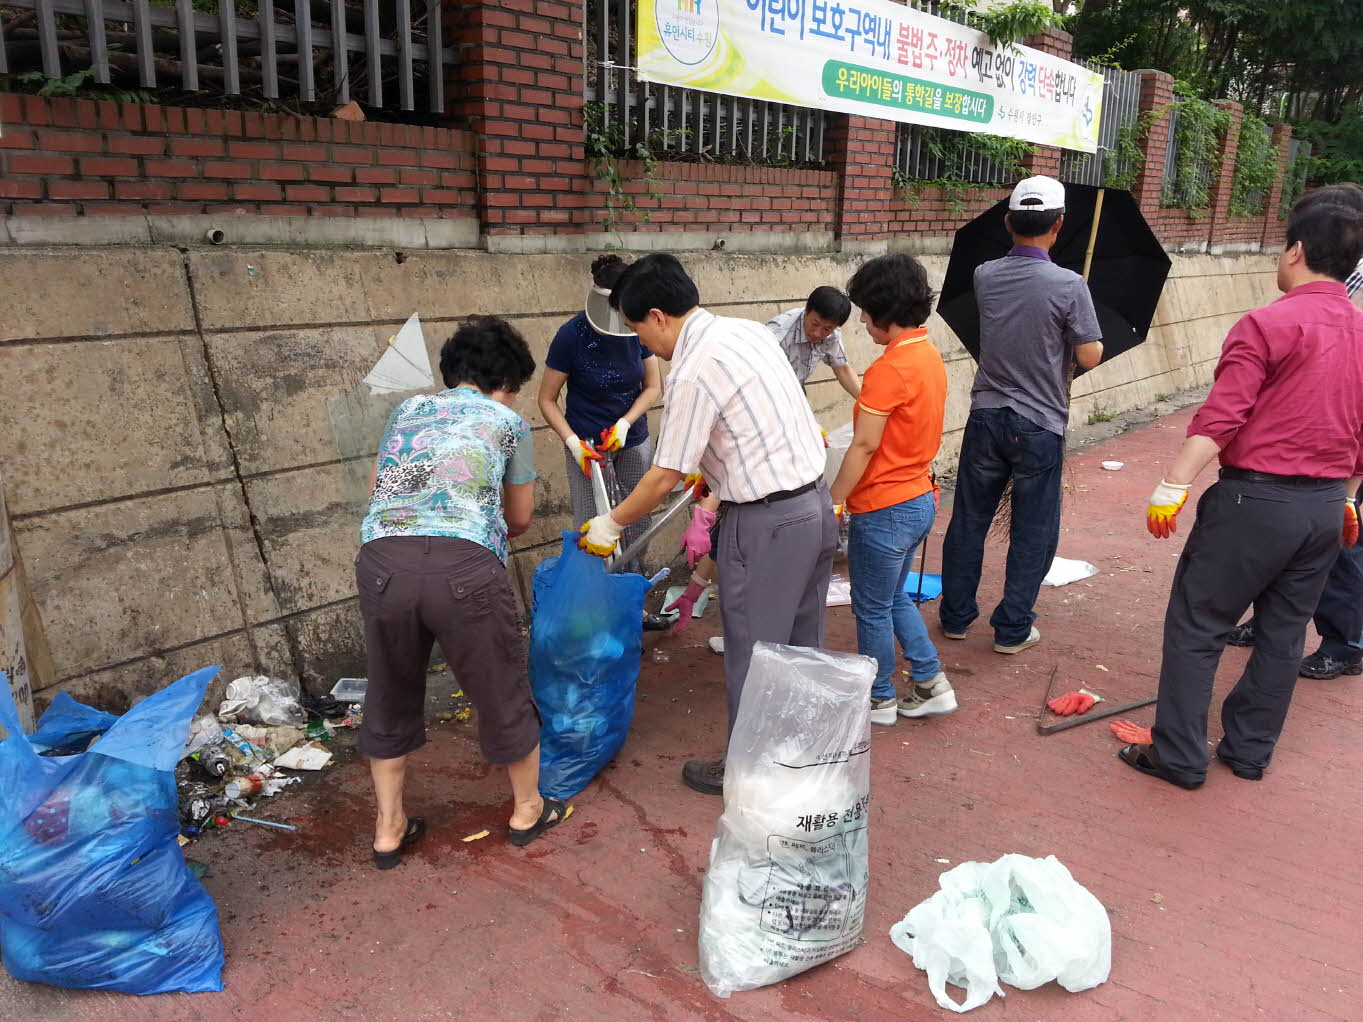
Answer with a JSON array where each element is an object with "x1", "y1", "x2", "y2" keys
[
  {"x1": 1160, "y1": 89, "x2": 1231, "y2": 217},
  {"x1": 1228, "y1": 114, "x2": 1280, "y2": 219},
  {"x1": 583, "y1": 101, "x2": 664, "y2": 238},
  {"x1": 894, "y1": 126, "x2": 1035, "y2": 218},
  {"x1": 1102, "y1": 108, "x2": 1159, "y2": 191}
]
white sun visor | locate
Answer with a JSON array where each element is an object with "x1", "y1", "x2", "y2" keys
[{"x1": 585, "y1": 285, "x2": 635, "y2": 337}]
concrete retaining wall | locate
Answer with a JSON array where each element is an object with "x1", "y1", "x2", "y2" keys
[{"x1": 0, "y1": 243, "x2": 1277, "y2": 711}]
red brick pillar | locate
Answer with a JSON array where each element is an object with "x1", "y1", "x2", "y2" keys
[
  {"x1": 825, "y1": 115, "x2": 898, "y2": 249},
  {"x1": 1260, "y1": 122, "x2": 1294, "y2": 249},
  {"x1": 1019, "y1": 28, "x2": 1073, "y2": 178},
  {"x1": 1131, "y1": 70, "x2": 1175, "y2": 217},
  {"x1": 445, "y1": 0, "x2": 589, "y2": 243},
  {"x1": 1206, "y1": 99, "x2": 1243, "y2": 250}
]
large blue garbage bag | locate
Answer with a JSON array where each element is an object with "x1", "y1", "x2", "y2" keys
[
  {"x1": 530, "y1": 532, "x2": 651, "y2": 800},
  {"x1": 0, "y1": 666, "x2": 226, "y2": 995}
]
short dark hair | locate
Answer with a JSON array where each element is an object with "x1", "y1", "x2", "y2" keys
[
  {"x1": 590, "y1": 253, "x2": 629, "y2": 290},
  {"x1": 608, "y1": 253, "x2": 700, "y2": 322},
  {"x1": 1285, "y1": 202, "x2": 1363, "y2": 282},
  {"x1": 1293, "y1": 182, "x2": 1363, "y2": 215},
  {"x1": 1006, "y1": 209, "x2": 1064, "y2": 238},
  {"x1": 846, "y1": 253, "x2": 935, "y2": 330},
  {"x1": 805, "y1": 285, "x2": 852, "y2": 325},
  {"x1": 439, "y1": 315, "x2": 536, "y2": 392}
]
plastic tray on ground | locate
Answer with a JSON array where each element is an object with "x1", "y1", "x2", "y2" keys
[{"x1": 330, "y1": 677, "x2": 368, "y2": 703}]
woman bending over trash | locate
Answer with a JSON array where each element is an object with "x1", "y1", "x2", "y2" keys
[{"x1": 356, "y1": 316, "x2": 571, "y2": 868}]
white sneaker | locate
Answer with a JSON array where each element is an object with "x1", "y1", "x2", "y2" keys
[
  {"x1": 897, "y1": 673, "x2": 958, "y2": 718},
  {"x1": 870, "y1": 697, "x2": 899, "y2": 727},
  {"x1": 994, "y1": 627, "x2": 1041, "y2": 655},
  {"x1": 708, "y1": 635, "x2": 725, "y2": 655}
]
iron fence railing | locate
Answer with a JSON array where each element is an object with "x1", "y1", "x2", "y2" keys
[
  {"x1": 0, "y1": 0, "x2": 452, "y2": 113},
  {"x1": 584, "y1": 0, "x2": 826, "y2": 164},
  {"x1": 1058, "y1": 61, "x2": 1141, "y2": 187},
  {"x1": 1161, "y1": 106, "x2": 1213, "y2": 208},
  {"x1": 1280, "y1": 136, "x2": 1312, "y2": 216}
]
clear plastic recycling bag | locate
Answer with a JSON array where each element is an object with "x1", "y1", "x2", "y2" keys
[
  {"x1": 698, "y1": 642, "x2": 876, "y2": 998},
  {"x1": 0, "y1": 666, "x2": 226, "y2": 995},
  {"x1": 889, "y1": 853, "x2": 1111, "y2": 1012},
  {"x1": 530, "y1": 531, "x2": 651, "y2": 801}
]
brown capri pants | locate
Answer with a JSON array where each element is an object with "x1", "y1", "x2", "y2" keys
[{"x1": 356, "y1": 536, "x2": 540, "y2": 764}]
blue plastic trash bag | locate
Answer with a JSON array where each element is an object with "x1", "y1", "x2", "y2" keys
[
  {"x1": 0, "y1": 666, "x2": 226, "y2": 995},
  {"x1": 530, "y1": 532, "x2": 651, "y2": 800}
]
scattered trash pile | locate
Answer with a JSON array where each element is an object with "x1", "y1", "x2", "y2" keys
[{"x1": 175, "y1": 675, "x2": 364, "y2": 842}]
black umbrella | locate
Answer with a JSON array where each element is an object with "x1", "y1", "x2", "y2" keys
[{"x1": 937, "y1": 184, "x2": 1171, "y2": 376}]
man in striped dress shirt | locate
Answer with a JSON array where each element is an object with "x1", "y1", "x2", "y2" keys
[{"x1": 578, "y1": 253, "x2": 838, "y2": 795}]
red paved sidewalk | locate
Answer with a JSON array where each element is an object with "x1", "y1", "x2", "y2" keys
[{"x1": 3, "y1": 408, "x2": 1360, "y2": 1021}]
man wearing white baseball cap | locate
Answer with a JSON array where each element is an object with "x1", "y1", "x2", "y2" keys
[{"x1": 940, "y1": 175, "x2": 1104, "y2": 655}]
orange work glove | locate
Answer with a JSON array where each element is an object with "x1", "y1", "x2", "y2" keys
[
  {"x1": 1147, "y1": 479, "x2": 1190, "y2": 539},
  {"x1": 821, "y1": 427, "x2": 829, "y2": 449},
  {"x1": 597, "y1": 417, "x2": 632, "y2": 453},
  {"x1": 682, "y1": 472, "x2": 708, "y2": 499},
  {"x1": 1109, "y1": 720, "x2": 1153, "y2": 745},
  {"x1": 565, "y1": 435, "x2": 604, "y2": 478},
  {"x1": 1046, "y1": 690, "x2": 1100, "y2": 716},
  {"x1": 1344, "y1": 499, "x2": 1359, "y2": 548}
]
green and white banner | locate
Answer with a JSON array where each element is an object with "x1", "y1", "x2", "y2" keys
[{"x1": 638, "y1": 0, "x2": 1104, "y2": 153}]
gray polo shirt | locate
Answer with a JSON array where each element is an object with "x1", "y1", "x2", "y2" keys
[{"x1": 970, "y1": 248, "x2": 1102, "y2": 435}]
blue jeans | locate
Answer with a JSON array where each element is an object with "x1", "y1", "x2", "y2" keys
[
  {"x1": 941, "y1": 407, "x2": 1064, "y2": 646},
  {"x1": 848, "y1": 493, "x2": 942, "y2": 701}
]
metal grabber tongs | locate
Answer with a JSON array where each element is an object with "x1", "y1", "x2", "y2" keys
[{"x1": 590, "y1": 460, "x2": 695, "y2": 578}]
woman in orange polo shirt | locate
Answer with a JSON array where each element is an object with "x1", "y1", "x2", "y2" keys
[{"x1": 830, "y1": 253, "x2": 954, "y2": 726}]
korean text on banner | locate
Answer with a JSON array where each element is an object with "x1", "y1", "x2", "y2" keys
[{"x1": 638, "y1": 0, "x2": 1103, "y2": 153}]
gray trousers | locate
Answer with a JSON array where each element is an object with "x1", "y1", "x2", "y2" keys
[
  {"x1": 564, "y1": 437, "x2": 654, "y2": 569},
  {"x1": 717, "y1": 483, "x2": 838, "y2": 737},
  {"x1": 1152, "y1": 476, "x2": 1343, "y2": 784}
]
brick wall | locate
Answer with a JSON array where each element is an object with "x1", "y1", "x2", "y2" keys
[
  {"x1": 590, "y1": 162, "x2": 838, "y2": 233},
  {"x1": 0, "y1": 95, "x2": 477, "y2": 219}
]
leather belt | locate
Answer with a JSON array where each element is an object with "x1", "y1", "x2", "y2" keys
[
  {"x1": 1219, "y1": 467, "x2": 1328, "y2": 486},
  {"x1": 726, "y1": 480, "x2": 820, "y2": 507}
]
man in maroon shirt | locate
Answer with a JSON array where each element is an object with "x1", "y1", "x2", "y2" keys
[{"x1": 1122, "y1": 201, "x2": 1363, "y2": 789}]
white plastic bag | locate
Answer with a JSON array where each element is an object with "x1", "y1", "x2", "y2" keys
[
  {"x1": 698, "y1": 642, "x2": 876, "y2": 998},
  {"x1": 217, "y1": 675, "x2": 305, "y2": 727},
  {"x1": 889, "y1": 854, "x2": 1111, "y2": 1013},
  {"x1": 822, "y1": 422, "x2": 854, "y2": 486}
]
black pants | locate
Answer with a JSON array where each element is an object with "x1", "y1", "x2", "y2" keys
[
  {"x1": 1243, "y1": 537, "x2": 1363, "y2": 659},
  {"x1": 1152, "y1": 477, "x2": 1343, "y2": 783}
]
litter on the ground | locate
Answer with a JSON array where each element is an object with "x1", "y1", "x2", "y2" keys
[
  {"x1": 232, "y1": 815, "x2": 297, "y2": 832},
  {"x1": 890, "y1": 853, "x2": 1111, "y2": 1013},
  {"x1": 1100, "y1": 461, "x2": 1124, "y2": 470},
  {"x1": 826, "y1": 573, "x2": 852, "y2": 606},
  {"x1": 462, "y1": 830, "x2": 491, "y2": 843},
  {"x1": 330, "y1": 677, "x2": 368, "y2": 704},
  {"x1": 1042, "y1": 557, "x2": 1099, "y2": 587},
  {"x1": 272, "y1": 742, "x2": 333, "y2": 771},
  {"x1": 699, "y1": 643, "x2": 875, "y2": 999},
  {"x1": 902, "y1": 572, "x2": 944, "y2": 602},
  {"x1": 218, "y1": 675, "x2": 305, "y2": 727}
]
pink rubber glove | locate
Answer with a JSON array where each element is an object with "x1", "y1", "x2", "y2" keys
[
  {"x1": 681, "y1": 505, "x2": 718, "y2": 568},
  {"x1": 664, "y1": 579, "x2": 708, "y2": 633}
]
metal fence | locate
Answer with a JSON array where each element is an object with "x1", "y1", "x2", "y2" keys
[
  {"x1": 0, "y1": 0, "x2": 452, "y2": 113},
  {"x1": 1058, "y1": 62, "x2": 1141, "y2": 186},
  {"x1": 1160, "y1": 106, "x2": 1214, "y2": 207},
  {"x1": 1239, "y1": 118, "x2": 1274, "y2": 214},
  {"x1": 1280, "y1": 136, "x2": 1313, "y2": 216},
  {"x1": 584, "y1": 0, "x2": 826, "y2": 163}
]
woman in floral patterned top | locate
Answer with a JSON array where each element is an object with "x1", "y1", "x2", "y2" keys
[{"x1": 357, "y1": 316, "x2": 572, "y2": 867}]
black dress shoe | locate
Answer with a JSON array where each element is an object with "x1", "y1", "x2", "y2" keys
[
  {"x1": 1214, "y1": 742, "x2": 1263, "y2": 781},
  {"x1": 1226, "y1": 623, "x2": 1256, "y2": 647},
  {"x1": 682, "y1": 758, "x2": 725, "y2": 795},
  {"x1": 1299, "y1": 650, "x2": 1363, "y2": 679},
  {"x1": 642, "y1": 612, "x2": 670, "y2": 632},
  {"x1": 1117, "y1": 743, "x2": 1203, "y2": 789}
]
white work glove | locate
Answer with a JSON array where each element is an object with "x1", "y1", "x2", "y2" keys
[
  {"x1": 578, "y1": 513, "x2": 623, "y2": 558},
  {"x1": 597, "y1": 417, "x2": 633, "y2": 453},
  {"x1": 565, "y1": 434, "x2": 604, "y2": 477},
  {"x1": 1146, "y1": 479, "x2": 1190, "y2": 539}
]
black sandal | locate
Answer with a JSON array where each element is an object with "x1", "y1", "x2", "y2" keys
[
  {"x1": 372, "y1": 816, "x2": 427, "y2": 870},
  {"x1": 508, "y1": 798, "x2": 573, "y2": 847},
  {"x1": 1117, "y1": 744, "x2": 1203, "y2": 790}
]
